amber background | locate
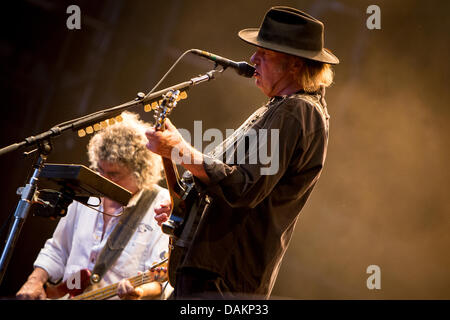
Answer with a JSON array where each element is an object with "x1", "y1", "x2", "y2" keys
[{"x1": 0, "y1": 0, "x2": 448, "y2": 298}]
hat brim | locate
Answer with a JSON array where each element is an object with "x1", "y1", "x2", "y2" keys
[{"x1": 238, "y1": 28, "x2": 340, "y2": 65}]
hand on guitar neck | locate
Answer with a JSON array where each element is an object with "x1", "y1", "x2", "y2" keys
[
  {"x1": 116, "y1": 267, "x2": 166, "y2": 300},
  {"x1": 145, "y1": 118, "x2": 210, "y2": 185}
]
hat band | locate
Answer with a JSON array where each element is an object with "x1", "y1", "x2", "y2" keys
[{"x1": 258, "y1": 28, "x2": 323, "y2": 51}]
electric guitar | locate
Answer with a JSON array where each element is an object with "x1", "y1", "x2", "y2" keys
[
  {"x1": 153, "y1": 90, "x2": 210, "y2": 285},
  {"x1": 45, "y1": 259, "x2": 168, "y2": 300}
]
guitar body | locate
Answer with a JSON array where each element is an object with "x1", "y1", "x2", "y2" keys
[
  {"x1": 45, "y1": 269, "x2": 92, "y2": 299},
  {"x1": 160, "y1": 159, "x2": 209, "y2": 285},
  {"x1": 164, "y1": 181, "x2": 210, "y2": 285}
]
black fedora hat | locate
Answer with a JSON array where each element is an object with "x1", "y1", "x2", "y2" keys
[{"x1": 238, "y1": 6, "x2": 339, "y2": 65}]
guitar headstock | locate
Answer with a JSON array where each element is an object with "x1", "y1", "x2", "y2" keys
[
  {"x1": 143, "y1": 90, "x2": 187, "y2": 114},
  {"x1": 150, "y1": 90, "x2": 186, "y2": 131}
]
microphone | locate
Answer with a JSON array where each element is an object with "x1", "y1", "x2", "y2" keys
[{"x1": 190, "y1": 49, "x2": 255, "y2": 78}]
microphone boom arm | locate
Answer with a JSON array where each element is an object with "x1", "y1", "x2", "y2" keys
[{"x1": 0, "y1": 68, "x2": 221, "y2": 157}]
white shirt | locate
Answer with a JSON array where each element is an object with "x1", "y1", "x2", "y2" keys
[{"x1": 34, "y1": 187, "x2": 170, "y2": 295}]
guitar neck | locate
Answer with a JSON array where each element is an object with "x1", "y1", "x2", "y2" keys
[
  {"x1": 155, "y1": 106, "x2": 185, "y2": 200},
  {"x1": 71, "y1": 271, "x2": 155, "y2": 300},
  {"x1": 162, "y1": 157, "x2": 185, "y2": 199}
]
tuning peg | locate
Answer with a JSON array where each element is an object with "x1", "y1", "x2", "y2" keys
[{"x1": 175, "y1": 91, "x2": 187, "y2": 101}]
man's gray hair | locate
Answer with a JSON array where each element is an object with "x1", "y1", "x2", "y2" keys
[{"x1": 87, "y1": 111, "x2": 162, "y2": 190}]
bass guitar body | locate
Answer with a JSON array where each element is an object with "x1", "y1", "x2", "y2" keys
[
  {"x1": 45, "y1": 269, "x2": 92, "y2": 299},
  {"x1": 45, "y1": 259, "x2": 167, "y2": 300}
]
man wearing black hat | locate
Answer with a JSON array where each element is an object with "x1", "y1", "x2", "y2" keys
[{"x1": 146, "y1": 6, "x2": 339, "y2": 299}]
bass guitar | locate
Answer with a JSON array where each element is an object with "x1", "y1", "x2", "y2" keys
[{"x1": 45, "y1": 259, "x2": 167, "y2": 300}]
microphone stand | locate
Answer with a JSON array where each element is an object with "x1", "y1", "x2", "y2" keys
[{"x1": 0, "y1": 68, "x2": 222, "y2": 285}]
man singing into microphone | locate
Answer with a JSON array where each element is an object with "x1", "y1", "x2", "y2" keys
[{"x1": 147, "y1": 6, "x2": 339, "y2": 299}]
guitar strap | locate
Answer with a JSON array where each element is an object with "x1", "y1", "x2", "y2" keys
[{"x1": 90, "y1": 186, "x2": 160, "y2": 283}]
